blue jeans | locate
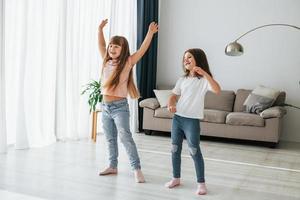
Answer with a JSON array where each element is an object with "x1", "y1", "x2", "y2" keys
[
  {"x1": 101, "y1": 98, "x2": 141, "y2": 170},
  {"x1": 171, "y1": 114, "x2": 205, "y2": 183}
]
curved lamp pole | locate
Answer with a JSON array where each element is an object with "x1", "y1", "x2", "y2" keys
[
  {"x1": 224, "y1": 23, "x2": 300, "y2": 109},
  {"x1": 225, "y1": 23, "x2": 300, "y2": 56}
]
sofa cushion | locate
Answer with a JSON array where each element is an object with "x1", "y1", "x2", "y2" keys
[
  {"x1": 153, "y1": 89, "x2": 172, "y2": 107},
  {"x1": 226, "y1": 112, "x2": 265, "y2": 127},
  {"x1": 260, "y1": 106, "x2": 287, "y2": 119},
  {"x1": 139, "y1": 98, "x2": 160, "y2": 110},
  {"x1": 202, "y1": 109, "x2": 229, "y2": 124},
  {"x1": 233, "y1": 89, "x2": 251, "y2": 112},
  {"x1": 234, "y1": 89, "x2": 286, "y2": 112},
  {"x1": 273, "y1": 92, "x2": 286, "y2": 106},
  {"x1": 204, "y1": 90, "x2": 235, "y2": 112},
  {"x1": 154, "y1": 107, "x2": 174, "y2": 118},
  {"x1": 243, "y1": 85, "x2": 280, "y2": 114}
]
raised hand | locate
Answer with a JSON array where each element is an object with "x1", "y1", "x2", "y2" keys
[
  {"x1": 98, "y1": 19, "x2": 108, "y2": 58},
  {"x1": 99, "y1": 19, "x2": 108, "y2": 31},
  {"x1": 148, "y1": 22, "x2": 159, "y2": 34}
]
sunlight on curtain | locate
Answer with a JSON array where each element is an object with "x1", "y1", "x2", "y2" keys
[
  {"x1": 3, "y1": 0, "x2": 137, "y2": 149},
  {"x1": 5, "y1": 0, "x2": 60, "y2": 148},
  {"x1": 55, "y1": 0, "x2": 111, "y2": 140}
]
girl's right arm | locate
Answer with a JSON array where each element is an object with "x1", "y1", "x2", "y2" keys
[
  {"x1": 98, "y1": 19, "x2": 108, "y2": 59},
  {"x1": 168, "y1": 94, "x2": 178, "y2": 113},
  {"x1": 168, "y1": 78, "x2": 183, "y2": 113}
]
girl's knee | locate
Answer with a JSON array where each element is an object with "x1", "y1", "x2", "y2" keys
[
  {"x1": 119, "y1": 132, "x2": 134, "y2": 144},
  {"x1": 188, "y1": 146, "x2": 198, "y2": 156},
  {"x1": 188, "y1": 145, "x2": 202, "y2": 157},
  {"x1": 171, "y1": 143, "x2": 183, "y2": 154},
  {"x1": 171, "y1": 144, "x2": 179, "y2": 153}
]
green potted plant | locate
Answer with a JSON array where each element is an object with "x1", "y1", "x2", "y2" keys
[{"x1": 81, "y1": 79, "x2": 102, "y2": 113}]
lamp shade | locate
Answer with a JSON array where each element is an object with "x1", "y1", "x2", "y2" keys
[
  {"x1": 225, "y1": 42, "x2": 244, "y2": 56},
  {"x1": 225, "y1": 24, "x2": 300, "y2": 56}
]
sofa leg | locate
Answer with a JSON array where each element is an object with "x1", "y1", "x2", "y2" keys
[{"x1": 144, "y1": 130, "x2": 152, "y2": 135}]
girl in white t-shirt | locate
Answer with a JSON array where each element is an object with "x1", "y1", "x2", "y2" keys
[{"x1": 165, "y1": 48, "x2": 221, "y2": 195}]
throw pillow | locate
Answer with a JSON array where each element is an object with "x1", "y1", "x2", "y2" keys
[
  {"x1": 153, "y1": 89, "x2": 172, "y2": 107},
  {"x1": 243, "y1": 85, "x2": 280, "y2": 114}
]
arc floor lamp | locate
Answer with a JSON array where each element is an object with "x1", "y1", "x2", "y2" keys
[
  {"x1": 225, "y1": 23, "x2": 300, "y2": 109},
  {"x1": 225, "y1": 23, "x2": 300, "y2": 56}
]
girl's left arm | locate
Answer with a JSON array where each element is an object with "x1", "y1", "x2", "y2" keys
[
  {"x1": 193, "y1": 67, "x2": 221, "y2": 94},
  {"x1": 130, "y1": 22, "x2": 158, "y2": 66}
]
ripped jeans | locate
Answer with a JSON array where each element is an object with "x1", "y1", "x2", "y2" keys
[
  {"x1": 101, "y1": 98, "x2": 141, "y2": 170},
  {"x1": 171, "y1": 114, "x2": 205, "y2": 183}
]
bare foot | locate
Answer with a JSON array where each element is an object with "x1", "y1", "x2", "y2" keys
[
  {"x1": 134, "y1": 169, "x2": 145, "y2": 183},
  {"x1": 165, "y1": 178, "x2": 180, "y2": 188},
  {"x1": 99, "y1": 167, "x2": 118, "y2": 176},
  {"x1": 196, "y1": 182, "x2": 207, "y2": 195}
]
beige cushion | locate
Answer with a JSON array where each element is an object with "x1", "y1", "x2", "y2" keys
[
  {"x1": 234, "y1": 89, "x2": 286, "y2": 112},
  {"x1": 154, "y1": 107, "x2": 174, "y2": 118},
  {"x1": 153, "y1": 89, "x2": 172, "y2": 107},
  {"x1": 205, "y1": 90, "x2": 235, "y2": 112},
  {"x1": 273, "y1": 92, "x2": 286, "y2": 106},
  {"x1": 233, "y1": 89, "x2": 251, "y2": 112},
  {"x1": 226, "y1": 112, "x2": 265, "y2": 127},
  {"x1": 260, "y1": 106, "x2": 287, "y2": 119},
  {"x1": 139, "y1": 98, "x2": 160, "y2": 110},
  {"x1": 202, "y1": 109, "x2": 229, "y2": 124},
  {"x1": 243, "y1": 85, "x2": 280, "y2": 114}
]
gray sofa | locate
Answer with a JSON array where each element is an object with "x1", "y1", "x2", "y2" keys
[{"x1": 139, "y1": 89, "x2": 287, "y2": 146}]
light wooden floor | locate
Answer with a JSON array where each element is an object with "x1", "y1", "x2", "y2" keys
[{"x1": 0, "y1": 132, "x2": 300, "y2": 200}]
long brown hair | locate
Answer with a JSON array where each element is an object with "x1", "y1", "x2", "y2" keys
[
  {"x1": 102, "y1": 36, "x2": 140, "y2": 98},
  {"x1": 182, "y1": 48, "x2": 212, "y2": 78}
]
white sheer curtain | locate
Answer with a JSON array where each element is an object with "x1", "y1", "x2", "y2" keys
[
  {"x1": 0, "y1": 0, "x2": 7, "y2": 153},
  {"x1": 5, "y1": 0, "x2": 62, "y2": 148},
  {"x1": 55, "y1": 0, "x2": 111, "y2": 140},
  {"x1": 2, "y1": 0, "x2": 138, "y2": 150}
]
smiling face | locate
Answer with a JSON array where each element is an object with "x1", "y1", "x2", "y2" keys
[
  {"x1": 104, "y1": 36, "x2": 130, "y2": 67},
  {"x1": 183, "y1": 52, "x2": 196, "y2": 71},
  {"x1": 108, "y1": 43, "x2": 122, "y2": 59},
  {"x1": 182, "y1": 48, "x2": 212, "y2": 78}
]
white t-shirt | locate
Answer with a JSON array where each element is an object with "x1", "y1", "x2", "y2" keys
[{"x1": 172, "y1": 76, "x2": 211, "y2": 119}]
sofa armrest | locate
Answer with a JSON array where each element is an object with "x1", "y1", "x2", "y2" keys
[
  {"x1": 260, "y1": 106, "x2": 287, "y2": 119},
  {"x1": 139, "y1": 98, "x2": 160, "y2": 110}
]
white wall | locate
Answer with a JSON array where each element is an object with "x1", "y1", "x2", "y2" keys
[{"x1": 157, "y1": 0, "x2": 300, "y2": 142}]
